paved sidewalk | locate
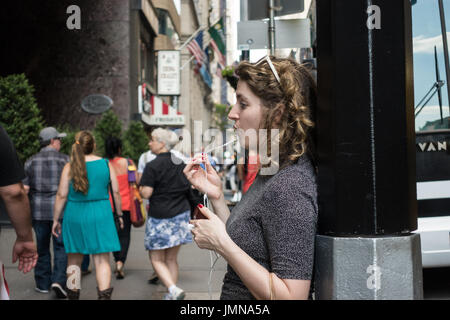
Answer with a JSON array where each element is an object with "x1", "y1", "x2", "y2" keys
[{"x1": 0, "y1": 225, "x2": 227, "y2": 300}]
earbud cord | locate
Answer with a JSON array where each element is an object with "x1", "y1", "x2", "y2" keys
[{"x1": 203, "y1": 139, "x2": 236, "y2": 299}]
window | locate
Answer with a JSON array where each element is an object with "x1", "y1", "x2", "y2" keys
[
  {"x1": 412, "y1": 0, "x2": 450, "y2": 131},
  {"x1": 156, "y1": 9, "x2": 180, "y2": 48}
]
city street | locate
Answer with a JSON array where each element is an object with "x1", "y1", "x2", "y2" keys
[
  {"x1": 1, "y1": 222, "x2": 449, "y2": 300},
  {"x1": 0, "y1": 225, "x2": 227, "y2": 300},
  {"x1": 1, "y1": 0, "x2": 450, "y2": 302}
]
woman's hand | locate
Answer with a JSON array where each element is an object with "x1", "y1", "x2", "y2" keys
[
  {"x1": 184, "y1": 154, "x2": 223, "y2": 200},
  {"x1": 52, "y1": 220, "x2": 61, "y2": 238},
  {"x1": 118, "y1": 216, "x2": 124, "y2": 230},
  {"x1": 190, "y1": 204, "x2": 230, "y2": 254}
]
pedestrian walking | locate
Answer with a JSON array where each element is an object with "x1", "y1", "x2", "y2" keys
[
  {"x1": 52, "y1": 131, "x2": 122, "y2": 300},
  {"x1": 0, "y1": 125, "x2": 38, "y2": 300},
  {"x1": 139, "y1": 128, "x2": 192, "y2": 300},
  {"x1": 23, "y1": 127, "x2": 69, "y2": 298},
  {"x1": 137, "y1": 130, "x2": 187, "y2": 285},
  {"x1": 105, "y1": 136, "x2": 135, "y2": 280},
  {"x1": 184, "y1": 56, "x2": 318, "y2": 300}
]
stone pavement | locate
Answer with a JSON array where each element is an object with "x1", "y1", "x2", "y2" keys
[{"x1": 0, "y1": 225, "x2": 227, "y2": 300}]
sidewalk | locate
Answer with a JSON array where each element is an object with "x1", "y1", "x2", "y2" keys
[{"x1": 0, "y1": 225, "x2": 227, "y2": 300}]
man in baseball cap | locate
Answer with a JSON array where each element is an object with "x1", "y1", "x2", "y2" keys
[
  {"x1": 23, "y1": 127, "x2": 69, "y2": 298},
  {"x1": 39, "y1": 127, "x2": 67, "y2": 144}
]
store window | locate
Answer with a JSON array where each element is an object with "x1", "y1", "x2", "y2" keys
[
  {"x1": 140, "y1": 39, "x2": 156, "y2": 87},
  {"x1": 412, "y1": 0, "x2": 450, "y2": 131},
  {"x1": 156, "y1": 8, "x2": 180, "y2": 47}
]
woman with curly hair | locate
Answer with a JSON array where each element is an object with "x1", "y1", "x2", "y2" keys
[{"x1": 184, "y1": 56, "x2": 318, "y2": 300}]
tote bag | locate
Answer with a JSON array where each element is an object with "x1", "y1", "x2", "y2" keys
[{"x1": 127, "y1": 160, "x2": 147, "y2": 227}]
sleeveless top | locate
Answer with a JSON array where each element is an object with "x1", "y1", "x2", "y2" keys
[{"x1": 109, "y1": 157, "x2": 131, "y2": 211}]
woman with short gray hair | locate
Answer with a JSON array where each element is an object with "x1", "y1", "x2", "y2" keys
[{"x1": 139, "y1": 127, "x2": 192, "y2": 300}]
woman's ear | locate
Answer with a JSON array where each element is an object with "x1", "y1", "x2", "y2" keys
[{"x1": 273, "y1": 104, "x2": 285, "y2": 126}]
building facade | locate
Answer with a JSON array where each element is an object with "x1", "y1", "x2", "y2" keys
[{"x1": 1, "y1": 0, "x2": 226, "y2": 144}]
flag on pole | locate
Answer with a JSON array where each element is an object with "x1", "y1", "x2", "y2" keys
[
  {"x1": 187, "y1": 31, "x2": 206, "y2": 67},
  {"x1": 215, "y1": 63, "x2": 223, "y2": 78},
  {"x1": 208, "y1": 18, "x2": 226, "y2": 55},
  {"x1": 210, "y1": 39, "x2": 226, "y2": 67},
  {"x1": 199, "y1": 64, "x2": 212, "y2": 88}
]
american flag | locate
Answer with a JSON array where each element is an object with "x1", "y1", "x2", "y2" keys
[
  {"x1": 209, "y1": 39, "x2": 226, "y2": 68},
  {"x1": 187, "y1": 31, "x2": 206, "y2": 67}
]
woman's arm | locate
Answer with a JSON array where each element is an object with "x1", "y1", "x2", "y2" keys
[
  {"x1": 191, "y1": 205, "x2": 311, "y2": 300},
  {"x1": 108, "y1": 162, "x2": 123, "y2": 217},
  {"x1": 53, "y1": 164, "x2": 70, "y2": 222},
  {"x1": 219, "y1": 237, "x2": 310, "y2": 300},
  {"x1": 210, "y1": 194, "x2": 230, "y2": 224},
  {"x1": 140, "y1": 186, "x2": 154, "y2": 199}
]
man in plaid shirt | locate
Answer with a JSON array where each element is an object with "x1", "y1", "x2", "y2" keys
[{"x1": 23, "y1": 127, "x2": 69, "y2": 298}]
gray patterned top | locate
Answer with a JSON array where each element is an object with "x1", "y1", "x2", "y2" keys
[{"x1": 220, "y1": 156, "x2": 318, "y2": 300}]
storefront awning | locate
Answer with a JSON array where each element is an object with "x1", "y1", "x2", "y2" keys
[{"x1": 139, "y1": 85, "x2": 184, "y2": 126}]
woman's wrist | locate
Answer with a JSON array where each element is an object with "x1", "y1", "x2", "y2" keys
[
  {"x1": 210, "y1": 192, "x2": 225, "y2": 206},
  {"x1": 216, "y1": 232, "x2": 235, "y2": 258}
]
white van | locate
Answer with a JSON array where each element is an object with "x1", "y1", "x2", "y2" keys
[{"x1": 412, "y1": 1, "x2": 450, "y2": 268}]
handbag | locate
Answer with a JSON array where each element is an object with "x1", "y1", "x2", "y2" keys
[
  {"x1": 105, "y1": 159, "x2": 121, "y2": 231},
  {"x1": 127, "y1": 159, "x2": 147, "y2": 227}
]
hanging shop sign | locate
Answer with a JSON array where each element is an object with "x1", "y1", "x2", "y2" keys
[{"x1": 157, "y1": 50, "x2": 181, "y2": 96}]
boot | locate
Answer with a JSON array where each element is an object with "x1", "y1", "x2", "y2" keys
[
  {"x1": 97, "y1": 287, "x2": 113, "y2": 300},
  {"x1": 67, "y1": 289, "x2": 80, "y2": 300}
]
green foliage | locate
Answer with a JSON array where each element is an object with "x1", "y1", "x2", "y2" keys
[
  {"x1": 221, "y1": 66, "x2": 234, "y2": 78},
  {"x1": 122, "y1": 121, "x2": 149, "y2": 164},
  {"x1": 90, "y1": 110, "x2": 148, "y2": 163},
  {"x1": 93, "y1": 109, "x2": 123, "y2": 157},
  {"x1": 213, "y1": 103, "x2": 232, "y2": 131},
  {"x1": 0, "y1": 74, "x2": 45, "y2": 164},
  {"x1": 56, "y1": 124, "x2": 80, "y2": 157}
]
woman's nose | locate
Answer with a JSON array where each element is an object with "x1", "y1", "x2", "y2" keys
[{"x1": 228, "y1": 104, "x2": 239, "y2": 121}]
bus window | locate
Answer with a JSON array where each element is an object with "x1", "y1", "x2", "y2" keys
[
  {"x1": 412, "y1": 0, "x2": 450, "y2": 268},
  {"x1": 413, "y1": 0, "x2": 450, "y2": 131}
]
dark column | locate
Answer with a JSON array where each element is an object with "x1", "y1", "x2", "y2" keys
[{"x1": 315, "y1": 0, "x2": 422, "y2": 299}]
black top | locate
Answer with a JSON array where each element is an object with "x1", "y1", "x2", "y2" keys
[
  {"x1": 0, "y1": 125, "x2": 25, "y2": 187},
  {"x1": 140, "y1": 152, "x2": 191, "y2": 219}
]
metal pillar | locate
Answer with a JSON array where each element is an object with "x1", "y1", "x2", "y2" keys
[{"x1": 315, "y1": 0, "x2": 423, "y2": 299}]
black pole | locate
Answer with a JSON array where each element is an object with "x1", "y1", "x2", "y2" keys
[
  {"x1": 438, "y1": 0, "x2": 450, "y2": 121},
  {"x1": 317, "y1": 0, "x2": 417, "y2": 236},
  {"x1": 314, "y1": 0, "x2": 422, "y2": 300}
]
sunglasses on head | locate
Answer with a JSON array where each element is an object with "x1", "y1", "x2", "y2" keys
[{"x1": 254, "y1": 55, "x2": 281, "y2": 84}]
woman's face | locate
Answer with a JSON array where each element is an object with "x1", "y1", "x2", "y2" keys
[
  {"x1": 228, "y1": 80, "x2": 264, "y2": 149},
  {"x1": 149, "y1": 136, "x2": 165, "y2": 154}
]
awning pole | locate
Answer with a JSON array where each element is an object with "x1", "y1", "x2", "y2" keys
[{"x1": 180, "y1": 55, "x2": 195, "y2": 70}]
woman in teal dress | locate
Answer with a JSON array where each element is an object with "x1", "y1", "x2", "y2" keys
[{"x1": 52, "y1": 131, "x2": 123, "y2": 300}]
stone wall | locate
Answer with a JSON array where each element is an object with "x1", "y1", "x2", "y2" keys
[{"x1": 1, "y1": 0, "x2": 131, "y2": 130}]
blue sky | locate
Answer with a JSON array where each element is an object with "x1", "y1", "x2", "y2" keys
[{"x1": 412, "y1": 0, "x2": 450, "y2": 130}]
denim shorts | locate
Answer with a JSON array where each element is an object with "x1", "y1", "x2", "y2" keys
[{"x1": 144, "y1": 210, "x2": 192, "y2": 250}]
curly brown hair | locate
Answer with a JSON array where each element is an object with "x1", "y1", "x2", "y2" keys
[
  {"x1": 70, "y1": 131, "x2": 95, "y2": 194},
  {"x1": 235, "y1": 56, "x2": 317, "y2": 171}
]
